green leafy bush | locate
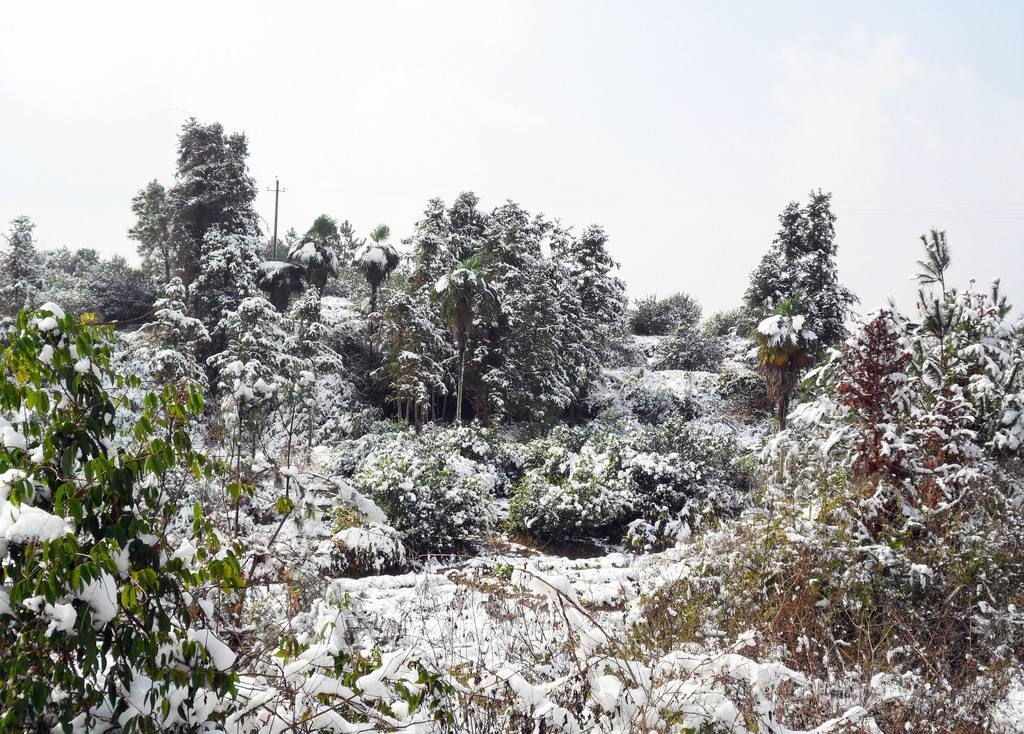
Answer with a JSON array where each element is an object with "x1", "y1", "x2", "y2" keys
[{"x1": 0, "y1": 305, "x2": 242, "y2": 732}]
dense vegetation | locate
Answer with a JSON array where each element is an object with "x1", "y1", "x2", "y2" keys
[{"x1": 1, "y1": 119, "x2": 1022, "y2": 733}]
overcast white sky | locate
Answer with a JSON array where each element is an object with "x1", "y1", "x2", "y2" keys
[{"x1": 1, "y1": 1, "x2": 1022, "y2": 313}]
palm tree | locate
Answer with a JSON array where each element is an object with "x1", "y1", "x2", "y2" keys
[
  {"x1": 755, "y1": 302, "x2": 816, "y2": 429},
  {"x1": 256, "y1": 261, "x2": 306, "y2": 312},
  {"x1": 353, "y1": 224, "x2": 400, "y2": 314},
  {"x1": 433, "y1": 254, "x2": 497, "y2": 423},
  {"x1": 289, "y1": 215, "x2": 341, "y2": 293}
]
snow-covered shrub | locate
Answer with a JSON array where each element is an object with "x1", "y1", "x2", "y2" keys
[
  {"x1": 692, "y1": 236, "x2": 1024, "y2": 731},
  {"x1": 509, "y1": 446, "x2": 633, "y2": 540},
  {"x1": 628, "y1": 292, "x2": 702, "y2": 336},
  {"x1": 327, "y1": 507, "x2": 408, "y2": 577},
  {"x1": 227, "y1": 592, "x2": 454, "y2": 733},
  {"x1": 510, "y1": 419, "x2": 745, "y2": 543},
  {"x1": 654, "y1": 325, "x2": 726, "y2": 371},
  {"x1": 622, "y1": 377, "x2": 699, "y2": 425},
  {"x1": 717, "y1": 359, "x2": 770, "y2": 412},
  {"x1": 641, "y1": 475, "x2": 1024, "y2": 733},
  {"x1": 604, "y1": 329, "x2": 648, "y2": 368},
  {"x1": 134, "y1": 277, "x2": 210, "y2": 390},
  {"x1": 0, "y1": 305, "x2": 241, "y2": 732},
  {"x1": 703, "y1": 306, "x2": 746, "y2": 337},
  {"x1": 593, "y1": 370, "x2": 699, "y2": 425},
  {"x1": 351, "y1": 427, "x2": 499, "y2": 553}
]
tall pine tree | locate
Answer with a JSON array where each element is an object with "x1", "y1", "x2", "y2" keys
[
  {"x1": 165, "y1": 120, "x2": 260, "y2": 300},
  {"x1": 0, "y1": 216, "x2": 43, "y2": 318},
  {"x1": 744, "y1": 190, "x2": 856, "y2": 348}
]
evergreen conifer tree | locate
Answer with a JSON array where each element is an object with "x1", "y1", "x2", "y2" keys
[
  {"x1": 128, "y1": 179, "x2": 174, "y2": 284},
  {"x1": 0, "y1": 216, "x2": 43, "y2": 318},
  {"x1": 165, "y1": 120, "x2": 260, "y2": 297},
  {"x1": 192, "y1": 227, "x2": 263, "y2": 353},
  {"x1": 744, "y1": 191, "x2": 855, "y2": 349}
]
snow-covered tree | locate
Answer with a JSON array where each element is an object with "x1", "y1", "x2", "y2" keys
[
  {"x1": 192, "y1": 227, "x2": 263, "y2": 351},
  {"x1": 554, "y1": 224, "x2": 627, "y2": 354},
  {"x1": 38, "y1": 246, "x2": 98, "y2": 318},
  {"x1": 744, "y1": 191, "x2": 856, "y2": 348},
  {"x1": 165, "y1": 119, "x2": 260, "y2": 294},
  {"x1": 832, "y1": 308, "x2": 917, "y2": 480},
  {"x1": 0, "y1": 216, "x2": 43, "y2": 317},
  {"x1": 257, "y1": 260, "x2": 305, "y2": 312},
  {"x1": 208, "y1": 297, "x2": 296, "y2": 515},
  {"x1": 791, "y1": 230, "x2": 1024, "y2": 493},
  {"x1": 84, "y1": 255, "x2": 157, "y2": 324},
  {"x1": 374, "y1": 291, "x2": 452, "y2": 428},
  {"x1": 140, "y1": 277, "x2": 210, "y2": 390},
  {"x1": 128, "y1": 179, "x2": 174, "y2": 284},
  {"x1": 629, "y1": 292, "x2": 702, "y2": 336},
  {"x1": 387, "y1": 195, "x2": 628, "y2": 424},
  {"x1": 289, "y1": 214, "x2": 342, "y2": 293},
  {"x1": 654, "y1": 324, "x2": 726, "y2": 371},
  {"x1": 353, "y1": 224, "x2": 400, "y2": 314},
  {"x1": 434, "y1": 254, "x2": 498, "y2": 423},
  {"x1": 755, "y1": 302, "x2": 818, "y2": 428},
  {"x1": 337, "y1": 219, "x2": 363, "y2": 264}
]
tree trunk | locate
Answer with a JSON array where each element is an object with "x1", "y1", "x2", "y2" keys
[{"x1": 456, "y1": 343, "x2": 466, "y2": 424}]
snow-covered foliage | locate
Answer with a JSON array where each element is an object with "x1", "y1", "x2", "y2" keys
[
  {"x1": 289, "y1": 214, "x2": 344, "y2": 293},
  {"x1": 654, "y1": 324, "x2": 726, "y2": 371},
  {"x1": 755, "y1": 306, "x2": 820, "y2": 428},
  {"x1": 784, "y1": 233, "x2": 1024, "y2": 501},
  {"x1": 193, "y1": 227, "x2": 264, "y2": 345},
  {"x1": 128, "y1": 179, "x2": 174, "y2": 285},
  {"x1": 0, "y1": 216, "x2": 43, "y2": 318},
  {"x1": 744, "y1": 190, "x2": 856, "y2": 347},
  {"x1": 256, "y1": 259, "x2": 305, "y2": 311},
  {"x1": 8, "y1": 118, "x2": 1024, "y2": 732},
  {"x1": 353, "y1": 225, "x2": 401, "y2": 314},
  {"x1": 128, "y1": 276, "x2": 208, "y2": 389},
  {"x1": 509, "y1": 417, "x2": 745, "y2": 545},
  {"x1": 0, "y1": 305, "x2": 239, "y2": 732},
  {"x1": 373, "y1": 290, "x2": 453, "y2": 425},
  {"x1": 398, "y1": 195, "x2": 627, "y2": 424},
  {"x1": 704, "y1": 306, "x2": 747, "y2": 337},
  {"x1": 164, "y1": 119, "x2": 260, "y2": 295},
  {"x1": 628, "y1": 291, "x2": 702, "y2": 336},
  {"x1": 351, "y1": 426, "x2": 501, "y2": 553},
  {"x1": 732, "y1": 234, "x2": 1024, "y2": 731}
]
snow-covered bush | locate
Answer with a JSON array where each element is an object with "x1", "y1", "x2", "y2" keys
[
  {"x1": 591, "y1": 369, "x2": 699, "y2": 425},
  {"x1": 654, "y1": 324, "x2": 726, "y2": 371},
  {"x1": 603, "y1": 330, "x2": 648, "y2": 368},
  {"x1": 351, "y1": 426, "x2": 500, "y2": 553},
  {"x1": 328, "y1": 507, "x2": 408, "y2": 577},
  {"x1": 703, "y1": 306, "x2": 746, "y2": 337},
  {"x1": 628, "y1": 292, "x2": 702, "y2": 336},
  {"x1": 509, "y1": 419, "x2": 745, "y2": 543},
  {"x1": 0, "y1": 305, "x2": 241, "y2": 732},
  {"x1": 135, "y1": 276, "x2": 210, "y2": 390},
  {"x1": 694, "y1": 235, "x2": 1024, "y2": 731},
  {"x1": 717, "y1": 359, "x2": 770, "y2": 412}
]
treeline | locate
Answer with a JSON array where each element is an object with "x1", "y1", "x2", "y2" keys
[{"x1": 1, "y1": 119, "x2": 626, "y2": 428}]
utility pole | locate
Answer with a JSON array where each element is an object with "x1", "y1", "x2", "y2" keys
[{"x1": 267, "y1": 178, "x2": 285, "y2": 259}]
